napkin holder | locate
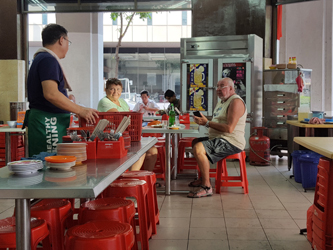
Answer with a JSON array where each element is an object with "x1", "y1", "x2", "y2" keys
[{"x1": 97, "y1": 137, "x2": 127, "y2": 159}]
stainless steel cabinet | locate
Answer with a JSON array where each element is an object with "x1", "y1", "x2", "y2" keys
[{"x1": 263, "y1": 69, "x2": 312, "y2": 156}]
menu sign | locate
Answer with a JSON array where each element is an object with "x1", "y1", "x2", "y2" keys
[{"x1": 187, "y1": 64, "x2": 208, "y2": 111}]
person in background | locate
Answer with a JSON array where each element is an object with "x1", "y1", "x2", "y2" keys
[
  {"x1": 133, "y1": 90, "x2": 159, "y2": 116},
  {"x1": 26, "y1": 23, "x2": 98, "y2": 156},
  {"x1": 187, "y1": 77, "x2": 247, "y2": 198},
  {"x1": 97, "y1": 78, "x2": 157, "y2": 171},
  {"x1": 97, "y1": 78, "x2": 129, "y2": 112},
  {"x1": 164, "y1": 89, "x2": 181, "y2": 115}
]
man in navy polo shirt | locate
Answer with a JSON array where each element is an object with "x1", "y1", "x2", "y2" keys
[{"x1": 26, "y1": 24, "x2": 98, "y2": 156}]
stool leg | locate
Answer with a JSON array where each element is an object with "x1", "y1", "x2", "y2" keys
[{"x1": 215, "y1": 160, "x2": 222, "y2": 194}]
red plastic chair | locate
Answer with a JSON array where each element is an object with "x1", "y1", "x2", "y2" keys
[
  {"x1": 153, "y1": 140, "x2": 166, "y2": 180},
  {"x1": 177, "y1": 137, "x2": 199, "y2": 173},
  {"x1": 64, "y1": 221, "x2": 134, "y2": 250},
  {"x1": 0, "y1": 217, "x2": 51, "y2": 250},
  {"x1": 215, "y1": 151, "x2": 249, "y2": 194},
  {"x1": 103, "y1": 179, "x2": 151, "y2": 250},
  {"x1": 121, "y1": 171, "x2": 159, "y2": 235},
  {"x1": 79, "y1": 198, "x2": 137, "y2": 250},
  {"x1": 31, "y1": 199, "x2": 72, "y2": 250}
]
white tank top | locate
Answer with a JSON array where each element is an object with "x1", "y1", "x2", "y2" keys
[{"x1": 208, "y1": 94, "x2": 247, "y2": 150}]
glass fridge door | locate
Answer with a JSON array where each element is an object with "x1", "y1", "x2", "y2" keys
[
  {"x1": 181, "y1": 59, "x2": 214, "y2": 116},
  {"x1": 217, "y1": 58, "x2": 252, "y2": 148}
]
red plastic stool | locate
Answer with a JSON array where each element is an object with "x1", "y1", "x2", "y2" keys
[
  {"x1": 79, "y1": 198, "x2": 137, "y2": 250},
  {"x1": 177, "y1": 137, "x2": 199, "y2": 173},
  {"x1": 215, "y1": 151, "x2": 249, "y2": 194},
  {"x1": 64, "y1": 220, "x2": 134, "y2": 250},
  {"x1": 153, "y1": 141, "x2": 166, "y2": 180},
  {"x1": 103, "y1": 179, "x2": 151, "y2": 250},
  {"x1": 31, "y1": 199, "x2": 72, "y2": 250},
  {"x1": 0, "y1": 217, "x2": 51, "y2": 250},
  {"x1": 121, "y1": 171, "x2": 159, "y2": 235}
]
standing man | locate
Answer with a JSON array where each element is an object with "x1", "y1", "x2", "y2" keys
[
  {"x1": 26, "y1": 24, "x2": 98, "y2": 156},
  {"x1": 133, "y1": 90, "x2": 160, "y2": 116},
  {"x1": 187, "y1": 77, "x2": 247, "y2": 198},
  {"x1": 164, "y1": 89, "x2": 181, "y2": 115}
]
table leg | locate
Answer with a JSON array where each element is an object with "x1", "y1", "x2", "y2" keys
[
  {"x1": 15, "y1": 199, "x2": 31, "y2": 250},
  {"x1": 172, "y1": 134, "x2": 178, "y2": 180},
  {"x1": 165, "y1": 133, "x2": 171, "y2": 195},
  {"x1": 5, "y1": 132, "x2": 11, "y2": 164}
]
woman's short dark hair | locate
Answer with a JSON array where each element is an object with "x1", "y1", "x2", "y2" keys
[
  {"x1": 105, "y1": 78, "x2": 123, "y2": 90},
  {"x1": 42, "y1": 24, "x2": 68, "y2": 47},
  {"x1": 164, "y1": 89, "x2": 175, "y2": 98},
  {"x1": 140, "y1": 90, "x2": 149, "y2": 96}
]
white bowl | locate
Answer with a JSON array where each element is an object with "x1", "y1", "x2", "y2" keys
[{"x1": 7, "y1": 121, "x2": 17, "y2": 128}]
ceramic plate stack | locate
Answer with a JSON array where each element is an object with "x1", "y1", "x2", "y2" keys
[
  {"x1": 7, "y1": 172, "x2": 43, "y2": 187},
  {"x1": 56, "y1": 143, "x2": 87, "y2": 163},
  {"x1": 44, "y1": 156, "x2": 76, "y2": 170},
  {"x1": 7, "y1": 160, "x2": 43, "y2": 175}
]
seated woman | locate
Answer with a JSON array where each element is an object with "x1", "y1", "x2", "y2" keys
[{"x1": 97, "y1": 78, "x2": 157, "y2": 171}]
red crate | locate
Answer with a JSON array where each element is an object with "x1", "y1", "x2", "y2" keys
[
  {"x1": 96, "y1": 137, "x2": 127, "y2": 159},
  {"x1": 80, "y1": 112, "x2": 143, "y2": 142}
]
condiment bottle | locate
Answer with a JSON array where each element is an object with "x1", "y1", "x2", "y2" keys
[
  {"x1": 292, "y1": 57, "x2": 297, "y2": 64},
  {"x1": 288, "y1": 57, "x2": 292, "y2": 64}
]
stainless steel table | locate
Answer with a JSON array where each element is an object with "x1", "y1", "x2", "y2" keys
[
  {"x1": 0, "y1": 127, "x2": 27, "y2": 164},
  {"x1": 0, "y1": 137, "x2": 157, "y2": 250},
  {"x1": 142, "y1": 124, "x2": 199, "y2": 195},
  {"x1": 143, "y1": 116, "x2": 162, "y2": 121}
]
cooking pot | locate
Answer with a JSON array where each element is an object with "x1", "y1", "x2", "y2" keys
[{"x1": 312, "y1": 111, "x2": 325, "y2": 119}]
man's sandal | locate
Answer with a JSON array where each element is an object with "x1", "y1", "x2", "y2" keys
[
  {"x1": 187, "y1": 185, "x2": 213, "y2": 198},
  {"x1": 188, "y1": 178, "x2": 202, "y2": 187}
]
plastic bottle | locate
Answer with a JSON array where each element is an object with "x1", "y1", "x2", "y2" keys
[
  {"x1": 169, "y1": 104, "x2": 175, "y2": 127},
  {"x1": 292, "y1": 57, "x2": 297, "y2": 65},
  {"x1": 288, "y1": 57, "x2": 292, "y2": 64}
]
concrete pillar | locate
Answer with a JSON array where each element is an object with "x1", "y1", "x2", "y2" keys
[
  {"x1": 279, "y1": 0, "x2": 333, "y2": 114},
  {"x1": 0, "y1": 60, "x2": 25, "y2": 122},
  {"x1": 56, "y1": 13, "x2": 104, "y2": 110}
]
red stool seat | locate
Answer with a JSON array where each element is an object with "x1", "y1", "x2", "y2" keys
[
  {"x1": 215, "y1": 151, "x2": 249, "y2": 194},
  {"x1": 0, "y1": 217, "x2": 51, "y2": 250},
  {"x1": 79, "y1": 198, "x2": 137, "y2": 250},
  {"x1": 103, "y1": 179, "x2": 151, "y2": 250},
  {"x1": 64, "y1": 220, "x2": 134, "y2": 250},
  {"x1": 31, "y1": 199, "x2": 72, "y2": 250},
  {"x1": 121, "y1": 171, "x2": 159, "y2": 235}
]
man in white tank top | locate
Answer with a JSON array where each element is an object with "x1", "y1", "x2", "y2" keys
[{"x1": 187, "y1": 77, "x2": 247, "y2": 198}]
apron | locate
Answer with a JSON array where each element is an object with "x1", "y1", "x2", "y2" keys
[{"x1": 24, "y1": 109, "x2": 70, "y2": 156}]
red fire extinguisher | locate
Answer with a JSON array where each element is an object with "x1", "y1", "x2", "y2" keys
[{"x1": 249, "y1": 127, "x2": 270, "y2": 166}]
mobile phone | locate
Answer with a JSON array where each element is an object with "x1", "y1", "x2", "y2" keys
[{"x1": 193, "y1": 111, "x2": 202, "y2": 117}]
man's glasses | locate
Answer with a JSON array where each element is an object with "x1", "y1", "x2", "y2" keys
[
  {"x1": 215, "y1": 85, "x2": 228, "y2": 90},
  {"x1": 63, "y1": 37, "x2": 72, "y2": 46}
]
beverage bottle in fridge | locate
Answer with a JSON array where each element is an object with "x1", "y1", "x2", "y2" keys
[{"x1": 169, "y1": 104, "x2": 175, "y2": 127}]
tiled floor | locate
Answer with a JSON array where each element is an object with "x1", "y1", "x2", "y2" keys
[
  {"x1": 150, "y1": 156, "x2": 313, "y2": 250},
  {"x1": 0, "y1": 155, "x2": 313, "y2": 250}
]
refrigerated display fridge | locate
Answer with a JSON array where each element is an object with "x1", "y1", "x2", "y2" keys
[{"x1": 180, "y1": 35, "x2": 263, "y2": 151}]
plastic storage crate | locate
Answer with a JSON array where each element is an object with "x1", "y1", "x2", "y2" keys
[{"x1": 79, "y1": 112, "x2": 143, "y2": 142}]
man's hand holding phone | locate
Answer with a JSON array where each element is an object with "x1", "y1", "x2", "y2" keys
[{"x1": 193, "y1": 111, "x2": 208, "y2": 126}]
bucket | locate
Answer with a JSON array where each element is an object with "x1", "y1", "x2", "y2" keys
[
  {"x1": 291, "y1": 150, "x2": 316, "y2": 183},
  {"x1": 299, "y1": 154, "x2": 321, "y2": 189},
  {"x1": 311, "y1": 111, "x2": 325, "y2": 119},
  {"x1": 10, "y1": 102, "x2": 27, "y2": 121}
]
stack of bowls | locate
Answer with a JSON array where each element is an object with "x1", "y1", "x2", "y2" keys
[{"x1": 56, "y1": 143, "x2": 87, "y2": 163}]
